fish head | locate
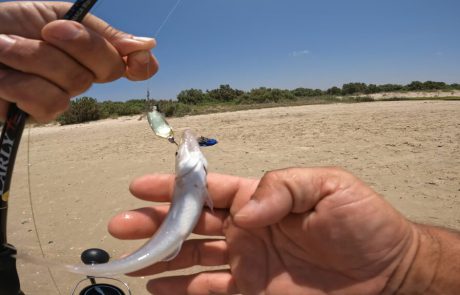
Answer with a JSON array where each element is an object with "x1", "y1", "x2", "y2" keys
[{"x1": 175, "y1": 129, "x2": 208, "y2": 177}]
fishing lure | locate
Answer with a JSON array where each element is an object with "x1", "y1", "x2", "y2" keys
[
  {"x1": 146, "y1": 106, "x2": 177, "y2": 145},
  {"x1": 65, "y1": 129, "x2": 211, "y2": 276}
]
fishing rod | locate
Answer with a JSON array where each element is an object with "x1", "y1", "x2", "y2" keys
[{"x1": 0, "y1": 1, "x2": 98, "y2": 294}]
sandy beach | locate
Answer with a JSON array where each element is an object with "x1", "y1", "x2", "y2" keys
[{"x1": 7, "y1": 100, "x2": 460, "y2": 294}]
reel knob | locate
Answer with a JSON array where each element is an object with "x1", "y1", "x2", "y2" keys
[
  {"x1": 74, "y1": 249, "x2": 128, "y2": 295},
  {"x1": 80, "y1": 248, "x2": 110, "y2": 265}
]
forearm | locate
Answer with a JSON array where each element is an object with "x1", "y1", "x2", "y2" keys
[{"x1": 389, "y1": 223, "x2": 460, "y2": 294}]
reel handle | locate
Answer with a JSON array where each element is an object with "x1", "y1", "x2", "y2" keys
[
  {"x1": 72, "y1": 248, "x2": 131, "y2": 295},
  {"x1": 81, "y1": 248, "x2": 110, "y2": 265}
]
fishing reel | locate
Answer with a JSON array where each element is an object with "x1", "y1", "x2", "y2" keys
[{"x1": 71, "y1": 248, "x2": 132, "y2": 295}]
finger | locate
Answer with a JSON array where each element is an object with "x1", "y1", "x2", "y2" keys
[
  {"x1": 129, "y1": 174, "x2": 175, "y2": 202},
  {"x1": 233, "y1": 167, "x2": 359, "y2": 228},
  {"x1": 0, "y1": 34, "x2": 94, "y2": 96},
  {"x1": 124, "y1": 50, "x2": 159, "y2": 81},
  {"x1": 108, "y1": 206, "x2": 227, "y2": 239},
  {"x1": 0, "y1": 69, "x2": 69, "y2": 122},
  {"x1": 147, "y1": 271, "x2": 238, "y2": 295},
  {"x1": 41, "y1": 20, "x2": 125, "y2": 83},
  {"x1": 129, "y1": 173, "x2": 258, "y2": 209},
  {"x1": 128, "y1": 240, "x2": 228, "y2": 277}
]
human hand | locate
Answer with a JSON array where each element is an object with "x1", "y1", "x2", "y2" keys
[
  {"x1": 109, "y1": 168, "x2": 418, "y2": 294},
  {"x1": 0, "y1": 1, "x2": 158, "y2": 122}
]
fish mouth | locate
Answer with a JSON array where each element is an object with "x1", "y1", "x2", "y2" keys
[
  {"x1": 182, "y1": 130, "x2": 200, "y2": 150},
  {"x1": 175, "y1": 129, "x2": 203, "y2": 176}
]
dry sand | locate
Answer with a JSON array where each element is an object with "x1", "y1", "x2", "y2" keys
[
  {"x1": 7, "y1": 100, "x2": 460, "y2": 294},
  {"x1": 362, "y1": 89, "x2": 460, "y2": 99}
]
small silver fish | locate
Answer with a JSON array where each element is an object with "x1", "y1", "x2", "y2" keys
[{"x1": 65, "y1": 129, "x2": 211, "y2": 276}]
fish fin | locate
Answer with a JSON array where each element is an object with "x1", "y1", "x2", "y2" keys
[{"x1": 162, "y1": 244, "x2": 182, "y2": 262}]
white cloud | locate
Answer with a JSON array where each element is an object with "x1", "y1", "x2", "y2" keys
[{"x1": 290, "y1": 50, "x2": 310, "y2": 57}]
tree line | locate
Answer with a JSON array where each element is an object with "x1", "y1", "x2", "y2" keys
[
  {"x1": 57, "y1": 81, "x2": 459, "y2": 125},
  {"x1": 177, "y1": 81, "x2": 460, "y2": 105}
]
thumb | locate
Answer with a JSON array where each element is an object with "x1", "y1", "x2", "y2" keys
[
  {"x1": 103, "y1": 30, "x2": 156, "y2": 57},
  {"x1": 83, "y1": 17, "x2": 156, "y2": 56},
  {"x1": 233, "y1": 167, "x2": 349, "y2": 228},
  {"x1": 81, "y1": 16, "x2": 158, "y2": 79},
  {"x1": 50, "y1": 3, "x2": 156, "y2": 56},
  {"x1": 103, "y1": 30, "x2": 159, "y2": 80}
]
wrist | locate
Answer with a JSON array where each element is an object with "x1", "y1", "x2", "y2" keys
[
  {"x1": 396, "y1": 224, "x2": 440, "y2": 294},
  {"x1": 385, "y1": 223, "x2": 460, "y2": 295}
]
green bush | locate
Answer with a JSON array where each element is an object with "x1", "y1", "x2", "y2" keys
[
  {"x1": 207, "y1": 84, "x2": 244, "y2": 102},
  {"x1": 378, "y1": 84, "x2": 404, "y2": 92},
  {"x1": 292, "y1": 87, "x2": 324, "y2": 97},
  {"x1": 326, "y1": 86, "x2": 341, "y2": 95},
  {"x1": 99, "y1": 99, "x2": 146, "y2": 118},
  {"x1": 177, "y1": 89, "x2": 209, "y2": 104},
  {"x1": 235, "y1": 87, "x2": 296, "y2": 104},
  {"x1": 170, "y1": 103, "x2": 192, "y2": 117},
  {"x1": 342, "y1": 83, "x2": 368, "y2": 95},
  {"x1": 450, "y1": 83, "x2": 460, "y2": 90},
  {"x1": 58, "y1": 96, "x2": 100, "y2": 125}
]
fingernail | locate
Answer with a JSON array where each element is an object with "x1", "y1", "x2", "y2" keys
[
  {"x1": 132, "y1": 36, "x2": 155, "y2": 43},
  {"x1": 49, "y1": 21, "x2": 82, "y2": 41},
  {"x1": 234, "y1": 199, "x2": 258, "y2": 221},
  {"x1": 132, "y1": 51, "x2": 151, "y2": 65},
  {"x1": 0, "y1": 34, "x2": 16, "y2": 51}
]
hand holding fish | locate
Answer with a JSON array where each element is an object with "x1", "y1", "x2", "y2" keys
[
  {"x1": 109, "y1": 167, "x2": 460, "y2": 294},
  {"x1": 0, "y1": 1, "x2": 158, "y2": 122}
]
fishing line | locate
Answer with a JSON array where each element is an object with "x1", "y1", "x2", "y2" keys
[
  {"x1": 145, "y1": 0, "x2": 184, "y2": 112},
  {"x1": 26, "y1": 125, "x2": 62, "y2": 295},
  {"x1": 154, "y1": 0, "x2": 184, "y2": 38}
]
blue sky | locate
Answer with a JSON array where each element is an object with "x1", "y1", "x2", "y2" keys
[{"x1": 84, "y1": 0, "x2": 460, "y2": 101}]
